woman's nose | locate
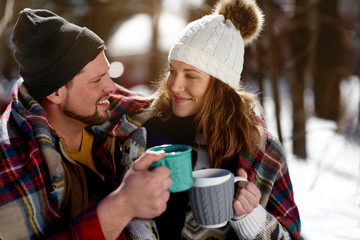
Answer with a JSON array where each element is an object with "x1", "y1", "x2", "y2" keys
[{"x1": 169, "y1": 76, "x2": 185, "y2": 93}]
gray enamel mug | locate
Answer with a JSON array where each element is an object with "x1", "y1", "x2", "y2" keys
[{"x1": 189, "y1": 168, "x2": 248, "y2": 228}]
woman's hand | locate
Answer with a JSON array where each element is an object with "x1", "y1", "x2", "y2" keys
[{"x1": 233, "y1": 168, "x2": 261, "y2": 217}]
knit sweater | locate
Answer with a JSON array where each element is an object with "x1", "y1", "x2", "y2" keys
[
  {"x1": 120, "y1": 116, "x2": 302, "y2": 240},
  {"x1": 0, "y1": 79, "x2": 149, "y2": 239}
]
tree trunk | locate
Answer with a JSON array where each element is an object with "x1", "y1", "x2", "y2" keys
[
  {"x1": 255, "y1": 39, "x2": 264, "y2": 106},
  {"x1": 255, "y1": 0, "x2": 265, "y2": 106},
  {"x1": 288, "y1": 0, "x2": 310, "y2": 159},
  {"x1": 149, "y1": 0, "x2": 162, "y2": 85},
  {"x1": 313, "y1": 0, "x2": 342, "y2": 120},
  {"x1": 264, "y1": 0, "x2": 283, "y2": 143}
]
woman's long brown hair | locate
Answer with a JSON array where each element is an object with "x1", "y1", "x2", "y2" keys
[{"x1": 144, "y1": 71, "x2": 265, "y2": 168}]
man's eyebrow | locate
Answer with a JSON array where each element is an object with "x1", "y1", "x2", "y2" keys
[
  {"x1": 97, "y1": 71, "x2": 108, "y2": 78},
  {"x1": 90, "y1": 72, "x2": 108, "y2": 81},
  {"x1": 77, "y1": 68, "x2": 109, "y2": 79}
]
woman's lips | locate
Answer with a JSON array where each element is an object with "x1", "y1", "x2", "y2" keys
[{"x1": 173, "y1": 95, "x2": 191, "y2": 104}]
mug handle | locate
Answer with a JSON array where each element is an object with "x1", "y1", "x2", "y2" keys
[
  {"x1": 234, "y1": 176, "x2": 248, "y2": 183},
  {"x1": 232, "y1": 176, "x2": 249, "y2": 219}
]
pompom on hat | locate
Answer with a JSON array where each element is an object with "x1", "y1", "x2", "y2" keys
[
  {"x1": 11, "y1": 8, "x2": 105, "y2": 100},
  {"x1": 168, "y1": 0, "x2": 264, "y2": 90}
]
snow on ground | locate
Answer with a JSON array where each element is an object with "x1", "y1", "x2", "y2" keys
[
  {"x1": 288, "y1": 118, "x2": 360, "y2": 240},
  {"x1": 262, "y1": 77, "x2": 360, "y2": 240}
]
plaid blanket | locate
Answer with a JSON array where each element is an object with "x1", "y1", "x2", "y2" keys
[
  {"x1": 121, "y1": 119, "x2": 302, "y2": 240},
  {"x1": 0, "y1": 79, "x2": 150, "y2": 239}
]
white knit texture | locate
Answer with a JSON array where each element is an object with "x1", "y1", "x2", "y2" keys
[
  {"x1": 229, "y1": 204, "x2": 267, "y2": 239},
  {"x1": 126, "y1": 218, "x2": 158, "y2": 240},
  {"x1": 168, "y1": 14, "x2": 244, "y2": 90}
]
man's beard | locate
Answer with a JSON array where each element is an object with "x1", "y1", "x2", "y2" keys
[{"x1": 64, "y1": 105, "x2": 110, "y2": 126}]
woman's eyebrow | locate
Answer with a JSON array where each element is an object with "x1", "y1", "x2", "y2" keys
[
  {"x1": 184, "y1": 68, "x2": 200, "y2": 73},
  {"x1": 169, "y1": 63, "x2": 202, "y2": 74}
]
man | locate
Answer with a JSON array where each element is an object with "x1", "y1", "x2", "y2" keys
[{"x1": 0, "y1": 8, "x2": 171, "y2": 240}]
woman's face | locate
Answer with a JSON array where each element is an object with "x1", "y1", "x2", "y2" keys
[{"x1": 166, "y1": 60, "x2": 211, "y2": 117}]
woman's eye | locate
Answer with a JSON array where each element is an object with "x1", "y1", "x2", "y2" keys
[
  {"x1": 186, "y1": 74, "x2": 196, "y2": 79},
  {"x1": 169, "y1": 69, "x2": 176, "y2": 75}
]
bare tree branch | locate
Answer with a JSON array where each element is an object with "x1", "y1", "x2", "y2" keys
[{"x1": 0, "y1": 0, "x2": 15, "y2": 39}]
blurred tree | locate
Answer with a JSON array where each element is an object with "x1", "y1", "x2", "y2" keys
[
  {"x1": 254, "y1": 0, "x2": 264, "y2": 106},
  {"x1": 190, "y1": 0, "x2": 217, "y2": 21},
  {"x1": 287, "y1": 0, "x2": 311, "y2": 159},
  {"x1": 312, "y1": 0, "x2": 343, "y2": 120},
  {"x1": 0, "y1": 0, "x2": 158, "y2": 85},
  {"x1": 148, "y1": 0, "x2": 162, "y2": 85},
  {"x1": 0, "y1": 0, "x2": 17, "y2": 80},
  {"x1": 264, "y1": 0, "x2": 283, "y2": 143},
  {"x1": 77, "y1": 0, "x2": 155, "y2": 44}
]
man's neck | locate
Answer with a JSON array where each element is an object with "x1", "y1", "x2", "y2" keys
[
  {"x1": 48, "y1": 114, "x2": 86, "y2": 151},
  {"x1": 42, "y1": 101, "x2": 87, "y2": 151},
  {"x1": 60, "y1": 127, "x2": 84, "y2": 151},
  {"x1": 50, "y1": 121, "x2": 84, "y2": 151}
]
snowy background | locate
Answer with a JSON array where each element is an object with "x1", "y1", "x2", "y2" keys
[{"x1": 262, "y1": 76, "x2": 360, "y2": 240}]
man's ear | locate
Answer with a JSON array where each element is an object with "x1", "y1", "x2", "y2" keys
[{"x1": 44, "y1": 90, "x2": 62, "y2": 104}]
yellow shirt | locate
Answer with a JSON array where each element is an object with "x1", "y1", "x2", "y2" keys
[{"x1": 68, "y1": 129, "x2": 105, "y2": 180}]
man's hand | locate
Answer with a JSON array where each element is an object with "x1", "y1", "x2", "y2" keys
[{"x1": 97, "y1": 150, "x2": 171, "y2": 239}]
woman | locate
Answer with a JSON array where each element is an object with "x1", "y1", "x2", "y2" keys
[{"x1": 121, "y1": 0, "x2": 301, "y2": 239}]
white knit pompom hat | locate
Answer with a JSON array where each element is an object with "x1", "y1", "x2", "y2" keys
[{"x1": 168, "y1": 0, "x2": 264, "y2": 90}]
